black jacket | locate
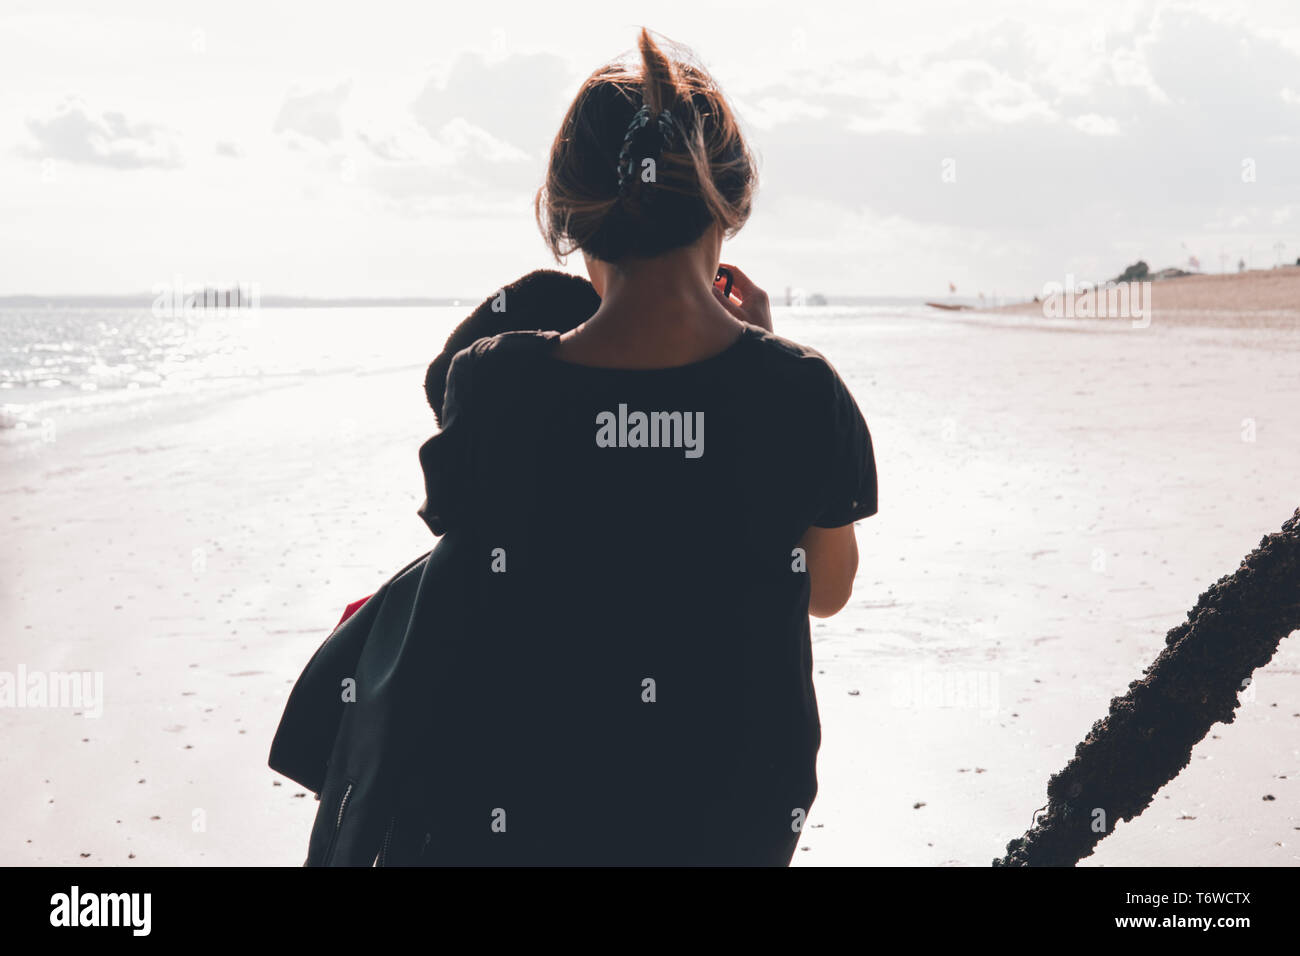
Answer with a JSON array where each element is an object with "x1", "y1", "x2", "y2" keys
[
  {"x1": 268, "y1": 530, "x2": 472, "y2": 866},
  {"x1": 269, "y1": 272, "x2": 618, "y2": 865}
]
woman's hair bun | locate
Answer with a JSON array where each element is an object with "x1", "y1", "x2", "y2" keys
[{"x1": 535, "y1": 28, "x2": 756, "y2": 263}]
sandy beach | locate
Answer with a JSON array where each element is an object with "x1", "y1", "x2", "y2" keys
[
  {"x1": 993, "y1": 266, "x2": 1300, "y2": 326},
  {"x1": 2, "y1": 286, "x2": 1298, "y2": 867}
]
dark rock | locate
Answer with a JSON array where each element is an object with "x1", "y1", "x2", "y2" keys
[{"x1": 994, "y1": 508, "x2": 1300, "y2": 866}]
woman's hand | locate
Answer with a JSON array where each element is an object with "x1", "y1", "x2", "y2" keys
[{"x1": 713, "y1": 262, "x2": 773, "y2": 332}]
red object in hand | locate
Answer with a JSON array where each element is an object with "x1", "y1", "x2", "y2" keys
[{"x1": 336, "y1": 595, "x2": 373, "y2": 628}]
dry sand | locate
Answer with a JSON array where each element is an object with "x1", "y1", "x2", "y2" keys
[
  {"x1": 994, "y1": 265, "x2": 1300, "y2": 327},
  {"x1": 2, "y1": 288, "x2": 1298, "y2": 866}
]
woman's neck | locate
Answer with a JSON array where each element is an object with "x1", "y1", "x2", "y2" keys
[{"x1": 557, "y1": 249, "x2": 745, "y2": 368}]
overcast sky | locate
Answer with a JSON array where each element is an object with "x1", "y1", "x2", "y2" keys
[{"x1": 3, "y1": 0, "x2": 1300, "y2": 298}]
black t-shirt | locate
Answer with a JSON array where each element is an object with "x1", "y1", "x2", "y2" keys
[{"x1": 415, "y1": 324, "x2": 877, "y2": 865}]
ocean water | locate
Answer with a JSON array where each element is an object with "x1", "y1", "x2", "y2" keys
[
  {"x1": 25, "y1": 297, "x2": 1284, "y2": 442},
  {"x1": 0, "y1": 305, "x2": 473, "y2": 432},
  {"x1": 15, "y1": 298, "x2": 1273, "y2": 438},
  {"x1": 0, "y1": 302, "x2": 950, "y2": 435}
]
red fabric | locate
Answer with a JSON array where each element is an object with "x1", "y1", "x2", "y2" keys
[{"x1": 336, "y1": 594, "x2": 373, "y2": 628}]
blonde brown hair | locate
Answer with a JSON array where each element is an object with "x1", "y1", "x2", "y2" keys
[{"x1": 534, "y1": 28, "x2": 757, "y2": 263}]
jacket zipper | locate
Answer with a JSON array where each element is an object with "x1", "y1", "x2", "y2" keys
[
  {"x1": 377, "y1": 816, "x2": 396, "y2": 867},
  {"x1": 322, "y1": 781, "x2": 353, "y2": 865}
]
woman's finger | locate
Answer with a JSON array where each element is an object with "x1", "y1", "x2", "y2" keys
[
  {"x1": 712, "y1": 283, "x2": 748, "y2": 322},
  {"x1": 718, "y1": 262, "x2": 760, "y2": 300},
  {"x1": 716, "y1": 262, "x2": 773, "y2": 331}
]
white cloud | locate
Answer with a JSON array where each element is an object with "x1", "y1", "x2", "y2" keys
[
  {"x1": 738, "y1": 96, "x2": 830, "y2": 130},
  {"x1": 435, "y1": 117, "x2": 532, "y2": 165},
  {"x1": 273, "y1": 80, "x2": 351, "y2": 145},
  {"x1": 1071, "y1": 113, "x2": 1121, "y2": 135},
  {"x1": 22, "y1": 98, "x2": 182, "y2": 169},
  {"x1": 411, "y1": 51, "x2": 574, "y2": 154}
]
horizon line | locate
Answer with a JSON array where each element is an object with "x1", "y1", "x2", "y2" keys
[{"x1": 0, "y1": 292, "x2": 955, "y2": 308}]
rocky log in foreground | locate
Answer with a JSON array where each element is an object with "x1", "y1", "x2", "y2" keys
[{"x1": 996, "y1": 508, "x2": 1300, "y2": 866}]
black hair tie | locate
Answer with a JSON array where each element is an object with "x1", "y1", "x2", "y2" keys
[{"x1": 617, "y1": 104, "x2": 677, "y2": 199}]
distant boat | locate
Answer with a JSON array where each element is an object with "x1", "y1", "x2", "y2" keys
[{"x1": 925, "y1": 301, "x2": 973, "y2": 311}]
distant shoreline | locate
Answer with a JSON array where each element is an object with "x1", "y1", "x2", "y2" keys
[
  {"x1": 0, "y1": 294, "x2": 462, "y2": 309},
  {"x1": 0, "y1": 293, "x2": 948, "y2": 309}
]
